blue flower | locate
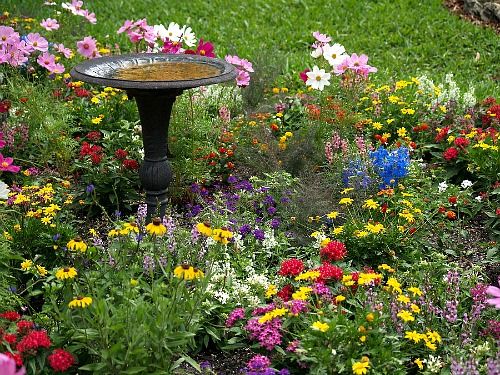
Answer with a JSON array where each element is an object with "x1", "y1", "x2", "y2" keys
[{"x1": 369, "y1": 146, "x2": 410, "y2": 187}]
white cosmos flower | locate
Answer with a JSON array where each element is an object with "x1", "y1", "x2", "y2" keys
[
  {"x1": 305, "y1": 65, "x2": 331, "y2": 91},
  {"x1": 180, "y1": 26, "x2": 196, "y2": 47},
  {"x1": 165, "y1": 22, "x2": 182, "y2": 42},
  {"x1": 322, "y1": 43, "x2": 347, "y2": 67},
  {"x1": 311, "y1": 46, "x2": 323, "y2": 58},
  {"x1": 461, "y1": 180, "x2": 473, "y2": 189},
  {"x1": 0, "y1": 180, "x2": 9, "y2": 200},
  {"x1": 153, "y1": 24, "x2": 169, "y2": 40}
]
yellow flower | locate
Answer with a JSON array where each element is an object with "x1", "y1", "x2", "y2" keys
[
  {"x1": 311, "y1": 321, "x2": 330, "y2": 332},
  {"x1": 21, "y1": 259, "x2": 33, "y2": 270},
  {"x1": 426, "y1": 330, "x2": 441, "y2": 343},
  {"x1": 272, "y1": 87, "x2": 280, "y2": 94},
  {"x1": 357, "y1": 272, "x2": 382, "y2": 286},
  {"x1": 108, "y1": 229, "x2": 120, "y2": 237},
  {"x1": 196, "y1": 222, "x2": 212, "y2": 236},
  {"x1": 397, "y1": 294, "x2": 410, "y2": 304},
  {"x1": 295, "y1": 271, "x2": 320, "y2": 282},
  {"x1": 366, "y1": 313, "x2": 375, "y2": 322},
  {"x1": 130, "y1": 278, "x2": 139, "y2": 286},
  {"x1": 363, "y1": 199, "x2": 379, "y2": 210},
  {"x1": 292, "y1": 286, "x2": 313, "y2": 300},
  {"x1": 13, "y1": 224, "x2": 21, "y2": 232},
  {"x1": 352, "y1": 359, "x2": 370, "y2": 375},
  {"x1": 387, "y1": 277, "x2": 402, "y2": 293},
  {"x1": 378, "y1": 264, "x2": 395, "y2": 273},
  {"x1": 67, "y1": 237, "x2": 88, "y2": 252},
  {"x1": 410, "y1": 304, "x2": 420, "y2": 313},
  {"x1": 354, "y1": 230, "x2": 369, "y2": 238},
  {"x1": 91, "y1": 117, "x2": 102, "y2": 124},
  {"x1": 174, "y1": 265, "x2": 204, "y2": 280},
  {"x1": 326, "y1": 211, "x2": 339, "y2": 219},
  {"x1": 372, "y1": 122, "x2": 383, "y2": 130},
  {"x1": 284, "y1": 131, "x2": 293, "y2": 137},
  {"x1": 407, "y1": 286, "x2": 423, "y2": 297},
  {"x1": 36, "y1": 265, "x2": 48, "y2": 276},
  {"x1": 397, "y1": 127, "x2": 407, "y2": 137},
  {"x1": 397, "y1": 310, "x2": 415, "y2": 322},
  {"x1": 41, "y1": 216, "x2": 52, "y2": 225},
  {"x1": 211, "y1": 228, "x2": 233, "y2": 244},
  {"x1": 399, "y1": 210, "x2": 415, "y2": 223},
  {"x1": 56, "y1": 267, "x2": 77, "y2": 280},
  {"x1": 88, "y1": 228, "x2": 98, "y2": 237},
  {"x1": 320, "y1": 238, "x2": 331, "y2": 247},
  {"x1": 332, "y1": 226, "x2": 344, "y2": 235},
  {"x1": 123, "y1": 222, "x2": 140, "y2": 234},
  {"x1": 405, "y1": 330, "x2": 422, "y2": 343},
  {"x1": 68, "y1": 296, "x2": 93, "y2": 308},
  {"x1": 425, "y1": 340, "x2": 437, "y2": 351},
  {"x1": 90, "y1": 96, "x2": 100, "y2": 104},
  {"x1": 359, "y1": 335, "x2": 366, "y2": 342},
  {"x1": 341, "y1": 188, "x2": 354, "y2": 194},
  {"x1": 414, "y1": 358, "x2": 424, "y2": 370},
  {"x1": 145, "y1": 218, "x2": 167, "y2": 236},
  {"x1": 258, "y1": 308, "x2": 288, "y2": 323},
  {"x1": 335, "y1": 295, "x2": 346, "y2": 303},
  {"x1": 266, "y1": 284, "x2": 278, "y2": 298},
  {"x1": 365, "y1": 222, "x2": 385, "y2": 234}
]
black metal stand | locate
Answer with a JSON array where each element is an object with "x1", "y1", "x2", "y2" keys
[{"x1": 128, "y1": 89, "x2": 183, "y2": 222}]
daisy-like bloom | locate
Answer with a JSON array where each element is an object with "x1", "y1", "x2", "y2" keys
[
  {"x1": 0, "y1": 154, "x2": 21, "y2": 173},
  {"x1": 21, "y1": 259, "x2": 33, "y2": 270},
  {"x1": 25, "y1": 33, "x2": 49, "y2": 52},
  {"x1": 339, "y1": 197, "x2": 353, "y2": 205},
  {"x1": 165, "y1": 22, "x2": 183, "y2": 42},
  {"x1": 322, "y1": 43, "x2": 347, "y2": 67},
  {"x1": 414, "y1": 358, "x2": 424, "y2": 370},
  {"x1": 305, "y1": 66, "x2": 331, "y2": 91},
  {"x1": 180, "y1": 25, "x2": 196, "y2": 47},
  {"x1": 68, "y1": 296, "x2": 92, "y2": 308},
  {"x1": 405, "y1": 330, "x2": 422, "y2": 343},
  {"x1": 363, "y1": 199, "x2": 379, "y2": 210},
  {"x1": 0, "y1": 26, "x2": 20, "y2": 47},
  {"x1": 0, "y1": 180, "x2": 9, "y2": 200},
  {"x1": 54, "y1": 43, "x2": 72, "y2": 58},
  {"x1": 76, "y1": 36, "x2": 99, "y2": 59},
  {"x1": 173, "y1": 265, "x2": 204, "y2": 280},
  {"x1": 312, "y1": 31, "x2": 331, "y2": 43},
  {"x1": 40, "y1": 18, "x2": 60, "y2": 31},
  {"x1": 407, "y1": 286, "x2": 423, "y2": 297},
  {"x1": 55, "y1": 267, "x2": 77, "y2": 280},
  {"x1": 145, "y1": 217, "x2": 167, "y2": 236},
  {"x1": 397, "y1": 310, "x2": 415, "y2": 322},
  {"x1": 123, "y1": 222, "x2": 139, "y2": 234},
  {"x1": 311, "y1": 321, "x2": 330, "y2": 332},
  {"x1": 211, "y1": 228, "x2": 233, "y2": 244},
  {"x1": 36, "y1": 265, "x2": 48, "y2": 276},
  {"x1": 485, "y1": 285, "x2": 500, "y2": 309},
  {"x1": 66, "y1": 237, "x2": 88, "y2": 252},
  {"x1": 352, "y1": 358, "x2": 370, "y2": 375}
]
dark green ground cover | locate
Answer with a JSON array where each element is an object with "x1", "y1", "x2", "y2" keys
[{"x1": 4, "y1": 0, "x2": 499, "y2": 96}]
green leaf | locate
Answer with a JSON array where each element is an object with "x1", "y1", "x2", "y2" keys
[
  {"x1": 181, "y1": 355, "x2": 201, "y2": 373},
  {"x1": 121, "y1": 367, "x2": 149, "y2": 374},
  {"x1": 79, "y1": 363, "x2": 108, "y2": 371}
]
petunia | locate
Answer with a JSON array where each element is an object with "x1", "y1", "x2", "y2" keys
[{"x1": 486, "y1": 285, "x2": 500, "y2": 309}]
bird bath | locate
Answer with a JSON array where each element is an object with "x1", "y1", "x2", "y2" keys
[{"x1": 70, "y1": 53, "x2": 237, "y2": 221}]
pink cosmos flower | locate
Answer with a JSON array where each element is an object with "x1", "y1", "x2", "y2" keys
[
  {"x1": 162, "y1": 40, "x2": 182, "y2": 54},
  {"x1": 486, "y1": 285, "x2": 500, "y2": 309},
  {"x1": 3, "y1": 46, "x2": 29, "y2": 67},
  {"x1": 76, "y1": 36, "x2": 99, "y2": 59},
  {"x1": 347, "y1": 53, "x2": 377, "y2": 76},
  {"x1": 83, "y1": 10, "x2": 97, "y2": 24},
  {"x1": 312, "y1": 31, "x2": 331, "y2": 44},
  {"x1": 37, "y1": 51, "x2": 56, "y2": 68},
  {"x1": 25, "y1": 33, "x2": 48, "y2": 52},
  {"x1": 53, "y1": 43, "x2": 72, "y2": 58},
  {"x1": 333, "y1": 56, "x2": 351, "y2": 75},
  {"x1": 0, "y1": 354, "x2": 25, "y2": 375},
  {"x1": 236, "y1": 69, "x2": 250, "y2": 87},
  {"x1": 117, "y1": 20, "x2": 134, "y2": 34},
  {"x1": 224, "y1": 55, "x2": 253, "y2": 87},
  {"x1": 61, "y1": 0, "x2": 84, "y2": 16},
  {"x1": 0, "y1": 26, "x2": 20, "y2": 47},
  {"x1": 0, "y1": 154, "x2": 21, "y2": 173},
  {"x1": 40, "y1": 18, "x2": 60, "y2": 31}
]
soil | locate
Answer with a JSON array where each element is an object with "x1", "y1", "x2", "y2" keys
[
  {"x1": 176, "y1": 348, "x2": 255, "y2": 374},
  {"x1": 444, "y1": 0, "x2": 500, "y2": 33}
]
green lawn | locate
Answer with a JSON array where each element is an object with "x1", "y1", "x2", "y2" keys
[{"x1": 4, "y1": 0, "x2": 499, "y2": 97}]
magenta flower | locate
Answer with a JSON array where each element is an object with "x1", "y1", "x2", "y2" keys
[
  {"x1": 312, "y1": 31, "x2": 331, "y2": 44},
  {"x1": 76, "y1": 36, "x2": 99, "y2": 59},
  {"x1": 0, "y1": 354, "x2": 25, "y2": 375},
  {"x1": 40, "y1": 18, "x2": 60, "y2": 31},
  {"x1": 347, "y1": 53, "x2": 377, "y2": 76},
  {"x1": 117, "y1": 20, "x2": 134, "y2": 34},
  {"x1": 2, "y1": 45, "x2": 29, "y2": 67},
  {"x1": 37, "y1": 51, "x2": 56, "y2": 69},
  {"x1": 25, "y1": 33, "x2": 48, "y2": 52},
  {"x1": 0, "y1": 154, "x2": 21, "y2": 173},
  {"x1": 224, "y1": 55, "x2": 253, "y2": 87},
  {"x1": 186, "y1": 39, "x2": 215, "y2": 57},
  {"x1": 236, "y1": 69, "x2": 250, "y2": 87},
  {"x1": 299, "y1": 68, "x2": 310, "y2": 83},
  {"x1": 0, "y1": 26, "x2": 20, "y2": 47},
  {"x1": 162, "y1": 40, "x2": 181, "y2": 54},
  {"x1": 0, "y1": 132, "x2": 5, "y2": 149},
  {"x1": 486, "y1": 286, "x2": 500, "y2": 309}
]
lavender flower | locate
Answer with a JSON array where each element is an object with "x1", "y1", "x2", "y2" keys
[{"x1": 143, "y1": 255, "x2": 155, "y2": 272}]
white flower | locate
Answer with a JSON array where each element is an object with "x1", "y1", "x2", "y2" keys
[
  {"x1": 322, "y1": 43, "x2": 347, "y2": 67},
  {"x1": 180, "y1": 26, "x2": 196, "y2": 47},
  {"x1": 461, "y1": 180, "x2": 473, "y2": 189},
  {"x1": 305, "y1": 66, "x2": 331, "y2": 91},
  {"x1": 0, "y1": 180, "x2": 9, "y2": 200},
  {"x1": 165, "y1": 22, "x2": 182, "y2": 42},
  {"x1": 153, "y1": 24, "x2": 169, "y2": 40},
  {"x1": 475, "y1": 196, "x2": 482, "y2": 202},
  {"x1": 310, "y1": 46, "x2": 323, "y2": 58},
  {"x1": 438, "y1": 181, "x2": 448, "y2": 193}
]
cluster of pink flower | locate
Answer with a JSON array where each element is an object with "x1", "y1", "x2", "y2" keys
[
  {"x1": 0, "y1": 27, "x2": 64, "y2": 73},
  {"x1": 61, "y1": 0, "x2": 96, "y2": 24},
  {"x1": 225, "y1": 55, "x2": 254, "y2": 87},
  {"x1": 117, "y1": 19, "x2": 157, "y2": 46},
  {"x1": 0, "y1": 132, "x2": 20, "y2": 173}
]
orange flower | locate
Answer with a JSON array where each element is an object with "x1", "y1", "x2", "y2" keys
[{"x1": 446, "y1": 211, "x2": 457, "y2": 220}]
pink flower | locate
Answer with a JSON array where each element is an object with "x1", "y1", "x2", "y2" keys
[
  {"x1": 333, "y1": 56, "x2": 350, "y2": 75},
  {"x1": 486, "y1": 285, "x2": 500, "y2": 309},
  {"x1": 82, "y1": 10, "x2": 96, "y2": 24},
  {"x1": 53, "y1": 43, "x2": 72, "y2": 58},
  {"x1": 0, "y1": 154, "x2": 21, "y2": 173},
  {"x1": 299, "y1": 68, "x2": 310, "y2": 83},
  {"x1": 25, "y1": 33, "x2": 48, "y2": 52},
  {"x1": 0, "y1": 132, "x2": 6, "y2": 148},
  {"x1": 76, "y1": 36, "x2": 99, "y2": 59},
  {"x1": 61, "y1": 0, "x2": 84, "y2": 16},
  {"x1": 37, "y1": 52, "x2": 65, "y2": 73},
  {"x1": 0, "y1": 26, "x2": 20, "y2": 47},
  {"x1": 117, "y1": 20, "x2": 134, "y2": 34},
  {"x1": 40, "y1": 18, "x2": 60, "y2": 31},
  {"x1": 162, "y1": 40, "x2": 182, "y2": 54},
  {"x1": 312, "y1": 31, "x2": 331, "y2": 44},
  {"x1": 235, "y1": 69, "x2": 250, "y2": 87},
  {"x1": 0, "y1": 353, "x2": 26, "y2": 375},
  {"x1": 224, "y1": 55, "x2": 253, "y2": 87},
  {"x1": 347, "y1": 53, "x2": 377, "y2": 76}
]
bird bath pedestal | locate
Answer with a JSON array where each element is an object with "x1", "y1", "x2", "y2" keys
[{"x1": 70, "y1": 53, "x2": 236, "y2": 221}]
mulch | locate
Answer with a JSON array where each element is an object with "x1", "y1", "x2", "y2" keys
[{"x1": 443, "y1": 0, "x2": 500, "y2": 33}]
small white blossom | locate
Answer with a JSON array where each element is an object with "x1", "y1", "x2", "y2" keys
[
  {"x1": 461, "y1": 180, "x2": 473, "y2": 189},
  {"x1": 438, "y1": 181, "x2": 448, "y2": 193},
  {"x1": 0, "y1": 180, "x2": 9, "y2": 200},
  {"x1": 475, "y1": 196, "x2": 482, "y2": 202}
]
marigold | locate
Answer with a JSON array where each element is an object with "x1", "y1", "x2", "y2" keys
[
  {"x1": 68, "y1": 296, "x2": 92, "y2": 308},
  {"x1": 145, "y1": 217, "x2": 167, "y2": 236},
  {"x1": 55, "y1": 267, "x2": 77, "y2": 280},
  {"x1": 352, "y1": 359, "x2": 370, "y2": 375}
]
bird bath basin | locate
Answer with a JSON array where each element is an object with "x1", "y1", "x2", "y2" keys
[{"x1": 70, "y1": 53, "x2": 236, "y2": 221}]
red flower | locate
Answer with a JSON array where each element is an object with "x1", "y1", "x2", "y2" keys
[
  {"x1": 90, "y1": 153, "x2": 103, "y2": 165},
  {"x1": 16, "y1": 330, "x2": 51, "y2": 354},
  {"x1": 278, "y1": 259, "x2": 304, "y2": 276},
  {"x1": 448, "y1": 196, "x2": 458, "y2": 205},
  {"x1": 316, "y1": 262, "x2": 343, "y2": 282},
  {"x1": 0, "y1": 311, "x2": 21, "y2": 321},
  {"x1": 446, "y1": 211, "x2": 457, "y2": 220},
  {"x1": 86, "y1": 131, "x2": 101, "y2": 142},
  {"x1": 16, "y1": 320, "x2": 34, "y2": 333},
  {"x1": 438, "y1": 206, "x2": 446, "y2": 213},
  {"x1": 435, "y1": 127, "x2": 450, "y2": 142},
  {"x1": 496, "y1": 208, "x2": 500, "y2": 216},
  {"x1": 443, "y1": 147, "x2": 459, "y2": 161},
  {"x1": 48, "y1": 349, "x2": 75, "y2": 372},
  {"x1": 454, "y1": 137, "x2": 470, "y2": 149},
  {"x1": 482, "y1": 104, "x2": 500, "y2": 126},
  {"x1": 115, "y1": 148, "x2": 128, "y2": 160},
  {"x1": 122, "y1": 159, "x2": 139, "y2": 170},
  {"x1": 3, "y1": 333, "x2": 17, "y2": 345},
  {"x1": 3, "y1": 351, "x2": 23, "y2": 367},
  {"x1": 277, "y1": 284, "x2": 293, "y2": 302},
  {"x1": 0, "y1": 100, "x2": 11, "y2": 113},
  {"x1": 74, "y1": 87, "x2": 90, "y2": 97},
  {"x1": 299, "y1": 68, "x2": 310, "y2": 83},
  {"x1": 320, "y1": 241, "x2": 347, "y2": 262},
  {"x1": 380, "y1": 202, "x2": 388, "y2": 213}
]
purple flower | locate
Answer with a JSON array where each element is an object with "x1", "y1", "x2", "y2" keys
[
  {"x1": 239, "y1": 224, "x2": 252, "y2": 236},
  {"x1": 267, "y1": 206, "x2": 277, "y2": 215},
  {"x1": 235, "y1": 180, "x2": 253, "y2": 191},
  {"x1": 270, "y1": 218, "x2": 280, "y2": 229},
  {"x1": 86, "y1": 184, "x2": 95, "y2": 193},
  {"x1": 247, "y1": 355, "x2": 271, "y2": 371},
  {"x1": 226, "y1": 308, "x2": 245, "y2": 327},
  {"x1": 143, "y1": 255, "x2": 155, "y2": 272},
  {"x1": 253, "y1": 229, "x2": 265, "y2": 241},
  {"x1": 227, "y1": 175, "x2": 238, "y2": 184},
  {"x1": 263, "y1": 195, "x2": 275, "y2": 205}
]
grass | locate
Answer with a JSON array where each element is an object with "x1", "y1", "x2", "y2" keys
[{"x1": 3, "y1": 0, "x2": 499, "y2": 97}]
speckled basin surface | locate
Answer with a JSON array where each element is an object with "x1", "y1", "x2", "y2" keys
[{"x1": 70, "y1": 53, "x2": 236, "y2": 90}]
